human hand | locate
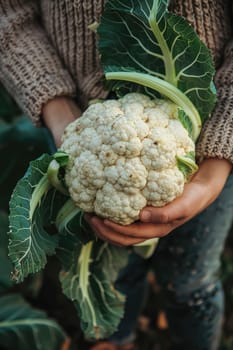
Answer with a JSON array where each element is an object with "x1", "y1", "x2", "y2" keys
[
  {"x1": 86, "y1": 158, "x2": 232, "y2": 246},
  {"x1": 42, "y1": 96, "x2": 81, "y2": 147}
]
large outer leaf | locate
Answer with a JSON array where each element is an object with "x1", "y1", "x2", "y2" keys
[
  {"x1": 7, "y1": 151, "x2": 129, "y2": 340},
  {"x1": 8, "y1": 154, "x2": 67, "y2": 283},
  {"x1": 58, "y1": 236, "x2": 129, "y2": 340},
  {"x1": 98, "y1": 0, "x2": 216, "y2": 122},
  {"x1": 0, "y1": 294, "x2": 66, "y2": 350}
]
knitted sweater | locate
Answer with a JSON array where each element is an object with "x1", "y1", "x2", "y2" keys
[{"x1": 0, "y1": 0, "x2": 232, "y2": 163}]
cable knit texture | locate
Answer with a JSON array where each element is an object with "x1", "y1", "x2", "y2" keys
[{"x1": 0, "y1": 0, "x2": 232, "y2": 163}]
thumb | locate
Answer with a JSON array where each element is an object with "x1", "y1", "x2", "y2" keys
[{"x1": 140, "y1": 204, "x2": 185, "y2": 225}]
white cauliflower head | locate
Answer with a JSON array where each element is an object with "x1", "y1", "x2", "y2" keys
[{"x1": 61, "y1": 93, "x2": 196, "y2": 225}]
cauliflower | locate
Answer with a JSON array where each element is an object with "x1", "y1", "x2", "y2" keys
[{"x1": 61, "y1": 93, "x2": 196, "y2": 225}]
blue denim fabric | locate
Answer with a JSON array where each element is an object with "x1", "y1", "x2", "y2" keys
[{"x1": 109, "y1": 175, "x2": 233, "y2": 349}]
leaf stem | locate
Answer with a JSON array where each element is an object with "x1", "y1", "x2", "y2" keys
[
  {"x1": 149, "y1": 2, "x2": 176, "y2": 85},
  {"x1": 105, "y1": 71, "x2": 201, "y2": 141},
  {"x1": 77, "y1": 241, "x2": 98, "y2": 329},
  {"x1": 30, "y1": 176, "x2": 51, "y2": 220},
  {"x1": 55, "y1": 199, "x2": 82, "y2": 232},
  {"x1": 47, "y1": 160, "x2": 69, "y2": 196},
  {"x1": 176, "y1": 154, "x2": 199, "y2": 182}
]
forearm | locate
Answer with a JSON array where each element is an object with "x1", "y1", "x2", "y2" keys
[
  {"x1": 42, "y1": 97, "x2": 82, "y2": 147},
  {"x1": 0, "y1": 0, "x2": 76, "y2": 125},
  {"x1": 191, "y1": 158, "x2": 232, "y2": 201}
]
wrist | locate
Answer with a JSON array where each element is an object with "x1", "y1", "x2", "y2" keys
[
  {"x1": 42, "y1": 96, "x2": 81, "y2": 147},
  {"x1": 194, "y1": 157, "x2": 232, "y2": 190}
]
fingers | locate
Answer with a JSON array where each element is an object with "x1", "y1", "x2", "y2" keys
[
  {"x1": 88, "y1": 216, "x2": 148, "y2": 246},
  {"x1": 42, "y1": 97, "x2": 81, "y2": 147},
  {"x1": 103, "y1": 219, "x2": 174, "y2": 238},
  {"x1": 86, "y1": 214, "x2": 175, "y2": 247}
]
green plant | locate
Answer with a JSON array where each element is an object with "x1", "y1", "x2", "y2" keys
[
  {"x1": 0, "y1": 88, "x2": 68, "y2": 349},
  {"x1": 0, "y1": 212, "x2": 67, "y2": 350}
]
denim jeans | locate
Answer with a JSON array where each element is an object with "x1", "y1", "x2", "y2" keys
[{"x1": 110, "y1": 175, "x2": 233, "y2": 350}]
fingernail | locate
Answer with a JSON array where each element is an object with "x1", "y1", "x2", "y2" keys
[{"x1": 141, "y1": 211, "x2": 151, "y2": 222}]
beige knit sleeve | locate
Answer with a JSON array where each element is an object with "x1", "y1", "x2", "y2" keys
[
  {"x1": 196, "y1": 36, "x2": 233, "y2": 165},
  {"x1": 0, "y1": 1, "x2": 76, "y2": 125}
]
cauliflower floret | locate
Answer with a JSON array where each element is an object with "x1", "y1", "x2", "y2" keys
[
  {"x1": 155, "y1": 97, "x2": 179, "y2": 118},
  {"x1": 112, "y1": 137, "x2": 142, "y2": 157},
  {"x1": 94, "y1": 183, "x2": 147, "y2": 225},
  {"x1": 142, "y1": 169, "x2": 184, "y2": 207},
  {"x1": 141, "y1": 128, "x2": 177, "y2": 170},
  {"x1": 78, "y1": 128, "x2": 103, "y2": 154},
  {"x1": 98, "y1": 145, "x2": 118, "y2": 166},
  {"x1": 168, "y1": 119, "x2": 195, "y2": 155},
  {"x1": 125, "y1": 114, "x2": 149, "y2": 139},
  {"x1": 111, "y1": 116, "x2": 138, "y2": 142},
  {"x1": 61, "y1": 93, "x2": 196, "y2": 225},
  {"x1": 104, "y1": 158, "x2": 148, "y2": 194},
  {"x1": 70, "y1": 183, "x2": 96, "y2": 212},
  {"x1": 145, "y1": 107, "x2": 169, "y2": 129},
  {"x1": 120, "y1": 92, "x2": 155, "y2": 108},
  {"x1": 110, "y1": 116, "x2": 146, "y2": 156},
  {"x1": 72, "y1": 151, "x2": 105, "y2": 189}
]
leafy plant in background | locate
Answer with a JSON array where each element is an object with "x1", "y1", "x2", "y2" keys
[
  {"x1": 219, "y1": 248, "x2": 233, "y2": 350},
  {"x1": 0, "y1": 85, "x2": 69, "y2": 350},
  {"x1": 0, "y1": 212, "x2": 68, "y2": 350}
]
